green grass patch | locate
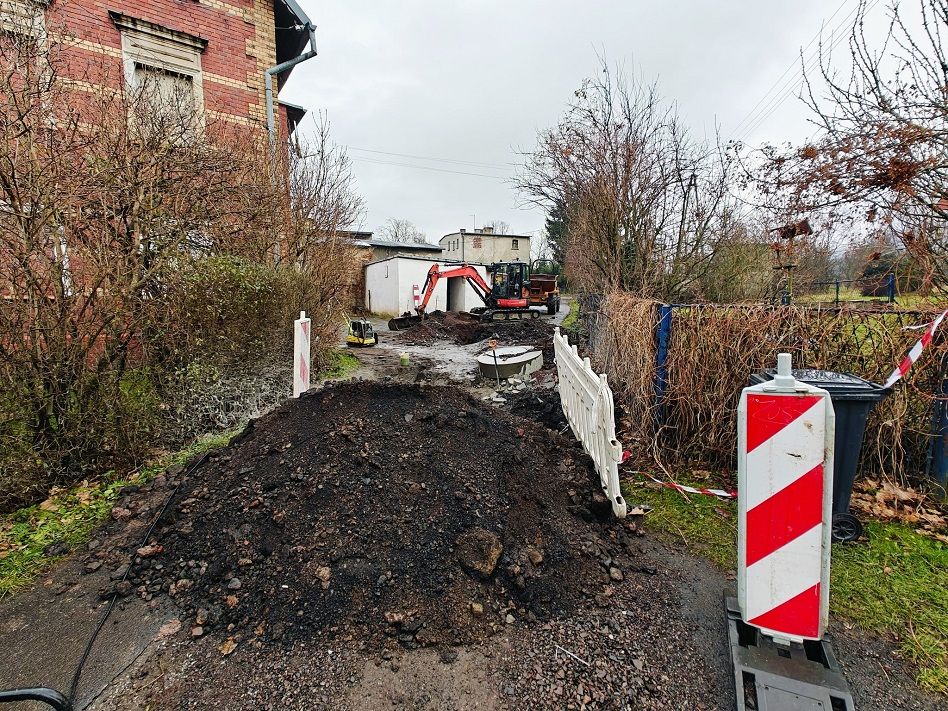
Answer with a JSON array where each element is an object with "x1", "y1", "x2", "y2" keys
[
  {"x1": 320, "y1": 348, "x2": 360, "y2": 380},
  {"x1": 560, "y1": 301, "x2": 579, "y2": 332},
  {"x1": 623, "y1": 479, "x2": 736, "y2": 568},
  {"x1": 0, "y1": 428, "x2": 235, "y2": 598},
  {"x1": 832, "y1": 522, "x2": 948, "y2": 693},
  {"x1": 622, "y1": 476, "x2": 948, "y2": 694}
]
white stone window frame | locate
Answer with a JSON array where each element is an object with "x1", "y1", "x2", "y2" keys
[
  {"x1": 0, "y1": 0, "x2": 48, "y2": 38},
  {"x1": 110, "y1": 12, "x2": 208, "y2": 128},
  {"x1": 54, "y1": 227, "x2": 73, "y2": 297}
]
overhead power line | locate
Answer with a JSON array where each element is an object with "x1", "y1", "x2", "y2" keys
[
  {"x1": 350, "y1": 156, "x2": 510, "y2": 180},
  {"x1": 729, "y1": 0, "x2": 851, "y2": 141},
  {"x1": 346, "y1": 145, "x2": 514, "y2": 171},
  {"x1": 736, "y1": 0, "x2": 882, "y2": 144},
  {"x1": 731, "y1": 0, "x2": 881, "y2": 144}
]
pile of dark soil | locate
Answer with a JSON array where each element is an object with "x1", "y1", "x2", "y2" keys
[
  {"x1": 396, "y1": 312, "x2": 557, "y2": 365},
  {"x1": 506, "y1": 388, "x2": 570, "y2": 433},
  {"x1": 129, "y1": 381, "x2": 628, "y2": 655}
]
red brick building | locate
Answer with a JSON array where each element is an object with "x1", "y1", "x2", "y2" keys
[{"x1": 5, "y1": 0, "x2": 314, "y2": 136}]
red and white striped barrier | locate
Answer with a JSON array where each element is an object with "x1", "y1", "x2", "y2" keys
[
  {"x1": 738, "y1": 353, "x2": 834, "y2": 643},
  {"x1": 413, "y1": 284, "x2": 420, "y2": 306},
  {"x1": 293, "y1": 311, "x2": 311, "y2": 398},
  {"x1": 883, "y1": 309, "x2": 947, "y2": 388},
  {"x1": 619, "y1": 452, "x2": 736, "y2": 498}
]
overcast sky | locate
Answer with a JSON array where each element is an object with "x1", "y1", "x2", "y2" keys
[{"x1": 280, "y1": 1, "x2": 892, "y2": 243}]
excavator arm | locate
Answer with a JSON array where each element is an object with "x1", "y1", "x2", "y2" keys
[
  {"x1": 387, "y1": 261, "x2": 536, "y2": 331},
  {"x1": 388, "y1": 264, "x2": 491, "y2": 330},
  {"x1": 416, "y1": 264, "x2": 491, "y2": 315}
]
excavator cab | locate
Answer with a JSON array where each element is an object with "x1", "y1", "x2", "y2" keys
[{"x1": 488, "y1": 261, "x2": 528, "y2": 306}]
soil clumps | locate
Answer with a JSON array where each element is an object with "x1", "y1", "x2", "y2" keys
[
  {"x1": 128, "y1": 381, "x2": 627, "y2": 656},
  {"x1": 394, "y1": 311, "x2": 557, "y2": 365}
]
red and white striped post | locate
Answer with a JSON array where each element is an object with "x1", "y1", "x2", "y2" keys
[
  {"x1": 737, "y1": 353, "x2": 835, "y2": 643},
  {"x1": 412, "y1": 284, "x2": 420, "y2": 307},
  {"x1": 293, "y1": 310, "x2": 311, "y2": 398}
]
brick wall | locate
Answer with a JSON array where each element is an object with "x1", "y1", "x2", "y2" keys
[{"x1": 47, "y1": 0, "x2": 278, "y2": 131}]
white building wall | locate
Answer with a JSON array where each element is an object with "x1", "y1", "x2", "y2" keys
[
  {"x1": 364, "y1": 260, "x2": 399, "y2": 315},
  {"x1": 396, "y1": 259, "x2": 447, "y2": 314}
]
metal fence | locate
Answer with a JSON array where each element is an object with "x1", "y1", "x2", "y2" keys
[{"x1": 803, "y1": 274, "x2": 896, "y2": 305}]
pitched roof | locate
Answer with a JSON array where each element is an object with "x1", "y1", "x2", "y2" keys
[{"x1": 353, "y1": 238, "x2": 443, "y2": 251}]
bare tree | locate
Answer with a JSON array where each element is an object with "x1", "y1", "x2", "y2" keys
[
  {"x1": 517, "y1": 62, "x2": 741, "y2": 299},
  {"x1": 757, "y1": 0, "x2": 948, "y2": 292},
  {"x1": 484, "y1": 219, "x2": 510, "y2": 234},
  {"x1": 379, "y1": 218, "x2": 428, "y2": 244},
  {"x1": 0, "y1": 24, "x2": 363, "y2": 509},
  {"x1": 273, "y1": 116, "x2": 364, "y2": 270}
]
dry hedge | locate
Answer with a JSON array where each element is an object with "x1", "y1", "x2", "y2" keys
[{"x1": 594, "y1": 292, "x2": 948, "y2": 484}]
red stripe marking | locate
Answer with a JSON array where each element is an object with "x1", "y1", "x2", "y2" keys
[
  {"x1": 745, "y1": 394, "x2": 822, "y2": 453},
  {"x1": 921, "y1": 328, "x2": 933, "y2": 347},
  {"x1": 898, "y1": 355, "x2": 913, "y2": 377},
  {"x1": 745, "y1": 463, "x2": 824, "y2": 566},
  {"x1": 748, "y1": 583, "x2": 821, "y2": 639}
]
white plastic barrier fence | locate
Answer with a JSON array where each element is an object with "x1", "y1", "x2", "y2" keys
[
  {"x1": 553, "y1": 327, "x2": 627, "y2": 518},
  {"x1": 737, "y1": 353, "x2": 834, "y2": 643},
  {"x1": 293, "y1": 310, "x2": 311, "y2": 398}
]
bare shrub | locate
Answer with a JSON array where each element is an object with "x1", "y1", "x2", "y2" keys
[
  {"x1": 0, "y1": 27, "x2": 362, "y2": 510},
  {"x1": 598, "y1": 292, "x2": 947, "y2": 485}
]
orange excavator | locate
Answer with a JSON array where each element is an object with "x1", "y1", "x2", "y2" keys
[{"x1": 388, "y1": 262, "x2": 540, "y2": 330}]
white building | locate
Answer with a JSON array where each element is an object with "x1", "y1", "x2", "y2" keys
[
  {"x1": 439, "y1": 226, "x2": 530, "y2": 264},
  {"x1": 364, "y1": 256, "x2": 489, "y2": 316}
]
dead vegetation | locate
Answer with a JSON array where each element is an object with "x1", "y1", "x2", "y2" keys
[
  {"x1": 596, "y1": 291, "x2": 948, "y2": 486},
  {"x1": 0, "y1": 24, "x2": 362, "y2": 511}
]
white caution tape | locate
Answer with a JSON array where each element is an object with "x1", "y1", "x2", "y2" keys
[
  {"x1": 621, "y1": 451, "x2": 736, "y2": 499},
  {"x1": 883, "y1": 309, "x2": 948, "y2": 388}
]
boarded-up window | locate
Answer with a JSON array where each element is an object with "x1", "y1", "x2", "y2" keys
[
  {"x1": 133, "y1": 64, "x2": 197, "y2": 127},
  {"x1": 112, "y1": 12, "x2": 207, "y2": 136},
  {"x1": 511, "y1": 239, "x2": 519, "y2": 250},
  {"x1": 473, "y1": 237, "x2": 482, "y2": 248}
]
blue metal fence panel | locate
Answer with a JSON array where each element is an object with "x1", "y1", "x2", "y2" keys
[
  {"x1": 653, "y1": 303, "x2": 673, "y2": 428},
  {"x1": 930, "y1": 363, "x2": 948, "y2": 492}
]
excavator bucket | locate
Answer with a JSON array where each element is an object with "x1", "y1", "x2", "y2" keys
[{"x1": 388, "y1": 314, "x2": 422, "y2": 331}]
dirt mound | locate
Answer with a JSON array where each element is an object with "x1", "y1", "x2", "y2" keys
[
  {"x1": 505, "y1": 388, "x2": 570, "y2": 432},
  {"x1": 396, "y1": 312, "x2": 557, "y2": 365},
  {"x1": 129, "y1": 381, "x2": 625, "y2": 655}
]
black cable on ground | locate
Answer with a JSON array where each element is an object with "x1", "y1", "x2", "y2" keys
[{"x1": 66, "y1": 450, "x2": 212, "y2": 706}]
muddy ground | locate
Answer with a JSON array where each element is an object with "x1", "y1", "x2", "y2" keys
[
  {"x1": 371, "y1": 311, "x2": 558, "y2": 381},
  {"x1": 394, "y1": 311, "x2": 557, "y2": 366}
]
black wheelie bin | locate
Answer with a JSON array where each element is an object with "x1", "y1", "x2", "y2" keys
[{"x1": 749, "y1": 369, "x2": 889, "y2": 542}]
